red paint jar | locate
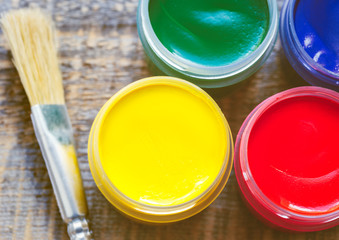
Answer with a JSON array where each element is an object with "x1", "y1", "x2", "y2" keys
[{"x1": 234, "y1": 86, "x2": 339, "y2": 231}]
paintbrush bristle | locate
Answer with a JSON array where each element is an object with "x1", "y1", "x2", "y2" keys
[{"x1": 1, "y1": 8, "x2": 64, "y2": 106}]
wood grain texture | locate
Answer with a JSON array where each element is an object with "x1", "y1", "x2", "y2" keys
[{"x1": 0, "y1": 0, "x2": 338, "y2": 239}]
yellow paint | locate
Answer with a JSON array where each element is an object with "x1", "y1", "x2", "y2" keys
[{"x1": 97, "y1": 77, "x2": 228, "y2": 206}]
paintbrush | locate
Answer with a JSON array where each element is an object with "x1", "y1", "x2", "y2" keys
[{"x1": 1, "y1": 8, "x2": 92, "y2": 240}]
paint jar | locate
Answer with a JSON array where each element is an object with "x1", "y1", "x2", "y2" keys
[
  {"x1": 88, "y1": 76, "x2": 233, "y2": 223},
  {"x1": 234, "y1": 86, "x2": 339, "y2": 231},
  {"x1": 137, "y1": 0, "x2": 278, "y2": 88},
  {"x1": 280, "y1": 0, "x2": 339, "y2": 91}
]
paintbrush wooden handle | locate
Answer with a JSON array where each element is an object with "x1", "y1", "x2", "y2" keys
[{"x1": 31, "y1": 105, "x2": 92, "y2": 240}]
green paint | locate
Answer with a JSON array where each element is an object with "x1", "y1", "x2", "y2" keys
[{"x1": 149, "y1": 0, "x2": 269, "y2": 66}]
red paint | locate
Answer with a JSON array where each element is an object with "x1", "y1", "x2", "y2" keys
[{"x1": 248, "y1": 95, "x2": 339, "y2": 215}]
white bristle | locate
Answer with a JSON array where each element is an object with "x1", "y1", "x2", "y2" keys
[{"x1": 1, "y1": 8, "x2": 65, "y2": 106}]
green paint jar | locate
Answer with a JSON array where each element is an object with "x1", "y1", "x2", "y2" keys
[{"x1": 137, "y1": 0, "x2": 278, "y2": 88}]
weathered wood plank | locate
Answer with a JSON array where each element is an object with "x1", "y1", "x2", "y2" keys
[{"x1": 0, "y1": 0, "x2": 338, "y2": 239}]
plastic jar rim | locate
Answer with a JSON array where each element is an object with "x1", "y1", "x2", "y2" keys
[
  {"x1": 88, "y1": 76, "x2": 234, "y2": 221},
  {"x1": 235, "y1": 86, "x2": 339, "y2": 225},
  {"x1": 138, "y1": 0, "x2": 278, "y2": 81}
]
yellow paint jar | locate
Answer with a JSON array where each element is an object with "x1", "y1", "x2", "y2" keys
[{"x1": 88, "y1": 76, "x2": 233, "y2": 223}]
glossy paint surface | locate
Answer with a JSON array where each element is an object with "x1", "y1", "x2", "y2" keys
[
  {"x1": 248, "y1": 95, "x2": 339, "y2": 214},
  {"x1": 97, "y1": 80, "x2": 228, "y2": 206},
  {"x1": 149, "y1": 0, "x2": 269, "y2": 66},
  {"x1": 294, "y1": 0, "x2": 339, "y2": 73}
]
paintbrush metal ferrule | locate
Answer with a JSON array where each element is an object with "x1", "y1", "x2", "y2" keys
[{"x1": 30, "y1": 104, "x2": 92, "y2": 240}]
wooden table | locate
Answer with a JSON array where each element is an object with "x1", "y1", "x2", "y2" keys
[{"x1": 0, "y1": 0, "x2": 338, "y2": 239}]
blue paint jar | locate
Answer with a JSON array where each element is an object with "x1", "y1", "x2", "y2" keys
[{"x1": 280, "y1": 0, "x2": 339, "y2": 91}]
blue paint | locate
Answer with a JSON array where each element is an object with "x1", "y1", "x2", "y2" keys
[{"x1": 294, "y1": 0, "x2": 339, "y2": 73}]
